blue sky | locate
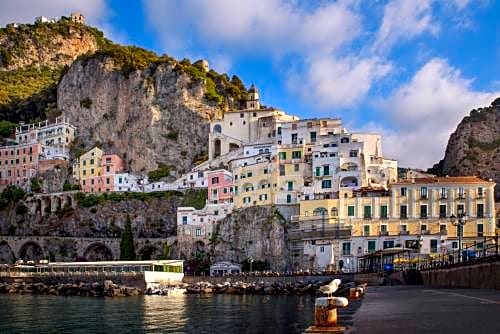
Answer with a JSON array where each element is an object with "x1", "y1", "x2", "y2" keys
[{"x1": 1, "y1": 0, "x2": 498, "y2": 168}]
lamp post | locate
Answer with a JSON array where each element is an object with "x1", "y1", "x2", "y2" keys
[
  {"x1": 249, "y1": 257, "x2": 254, "y2": 274},
  {"x1": 450, "y1": 210, "x2": 467, "y2": 263}
]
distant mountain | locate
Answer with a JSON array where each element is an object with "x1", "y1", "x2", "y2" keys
[
  {"x1": 429, "y1": 98, "x2": 500, "y2": 199},
  {"x1": 0, "y1": 17, "x2": 248, "y2": 174}
]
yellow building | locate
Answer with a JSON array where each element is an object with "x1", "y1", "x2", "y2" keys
[
  {"x1": 78, "y1": 147, "x2": 104, "y2": 192},
  {"x1": 275, "y1": 145, "x2": 309, "y2": 205},
  {"x1": 232, "y1": 160, "x2": 275, "y2": 208}
]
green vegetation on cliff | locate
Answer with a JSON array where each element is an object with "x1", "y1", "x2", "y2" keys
[{"x1": 120, "y1": 215, "x2": 136, "y2": 260}]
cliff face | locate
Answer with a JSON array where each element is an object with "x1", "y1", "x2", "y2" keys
[
  {"x1": 0, "y1": 196, "x2": 181, "y2": 239},
  {"x1": 0, "y1": 20, "x2": 106, "y2": 122},
  {"x1": 211, "y1": 206, "x2": 290, "y2": 271},
  {"x1": 0, "y1": 20, "x2": 104, "y2": 71},
  {"x1": 430, "y1": 98, "x2": 500, "y2": 199},
  {"x1": 58, "y1": 57, "x2": 215, "y2": 174}
]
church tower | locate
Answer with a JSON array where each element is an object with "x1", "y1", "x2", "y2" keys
[{"x1": 246, "y1": 84, "x2": 260, "y2": 110}]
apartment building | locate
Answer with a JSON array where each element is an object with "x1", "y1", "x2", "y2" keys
[{"x1": 0, "y1": 142, "x2": 41, "y2": 188}]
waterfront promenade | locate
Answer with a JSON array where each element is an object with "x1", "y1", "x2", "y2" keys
[{"x1": 352, "y1": 285, "x2": 500, "y2": 333}]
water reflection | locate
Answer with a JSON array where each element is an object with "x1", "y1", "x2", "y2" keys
[{"x1": 0, "y1": 294, "x2": 315, "y2": 333}]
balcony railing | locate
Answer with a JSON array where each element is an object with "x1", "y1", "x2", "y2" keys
[
  {"x1": 379, "y1": 231, "x2": 389, "y2": 236},
  {"x1": 287, "y1": 225, "x2": 352, "y2": 241}
]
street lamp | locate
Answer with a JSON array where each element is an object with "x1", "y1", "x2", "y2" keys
[
  {"x1": 249, "y1": 257, "x2": 254, "y2": 273},
  {"x1": 449, "y1": 210, "x2": 467, "y2": 262}
]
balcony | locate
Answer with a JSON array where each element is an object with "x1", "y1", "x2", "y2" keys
[
  {"x1": 399, "y1": 231, "x2": 409, "y2": 235},
  {"x1": 420, "y1": 195, "x2": 428, "y2": 200},
  {"x1": 379, "y1": 231, "x2": 389, "y2": 236},
  {"x1": 287, "y1": 225, "x2": 351, "y2": 241}
]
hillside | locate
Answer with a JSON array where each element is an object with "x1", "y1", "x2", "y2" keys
[
  {"x1": 429, "y1": 98, "x2": 500, "y2": 199},
  {"x1": 0, "y1": 18, "x2": 249, "y2": 173}
]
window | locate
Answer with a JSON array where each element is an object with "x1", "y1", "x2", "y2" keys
[
  {"x1": 401, "y1": 225, "x2": 407, "y2": 232},
  {"x1": 401, "y1": 187, "x2": 407, "y2": 196},
  {"x1": 430, "y1": 239, "x2": 438, "y2": 253},
  {"x1": 247, "y1": 172, "x2": 252, "y2": 177},
  {"x1": 195, "y1": 228, "x2": 202, "y2": 237},
  {"x1": 364, "y1": 225, "x2": 370, "y2": 236},
  {"x1": 380, "y1": 225, "x2": 387, "y2": 233},
  {"x1": 277, "y1": 127, "x2": 282, "y2": 135},
  {"x1": 106, "y1": 166, "x2": 110, "y2": 173},
  {"x1": 439, "y1": 204, "x2": 447, "y2": 218},
  {"x1": 380, "y1": 205, "x2": 388, "y2": 219},
  {"x1": 458, "y1": 187, "x2": 464, "y2": 198},
  {"x1": 287, "y1": 181, "x2": 293, "y2": 191},
  {"x1": 340, "y1": 137, "x2": 349, "y2": 143},
  {"x1": 440, "y1": 187, "x2": 447, "y2": 199},
  {"x1": 211, "y1": 177, "x2": 219, "y2": 184},
  {"x1": 310, "y1": 132, "x2": 317, "y2": 143},
  {"x1": 240, "y1": 113, "x2": 244, "y2": 118},
  {"x1": 106, "y1": 178, "x2": 110, "y2": 185},
  {"x1": 319, "y1": 246, "x2": 324, "y2": 253},
  {"x1": 279, "y1": 164, "x2": 285, "y2": 176},
  {"x1": 294, "y1": 164, "x2": 300, "y2": 172},
  {"x1": 478, "y1": 187, "x2": 484, "y2": 197},
  {"x1": 90, "y1": 158, "x2": 94, "y2": 165},
  {"x1": 477, "y1": 224, "x2": 484, "y2": 237},
  {"x1": 440, "y1": 224, "x2": 447, "y2": 234},
  {"x1": 315, "y1": 167, "x2": 321, "y2": 177},
  {"x1": 286, "y1": 194, "x2": 292, "y2": 203},
  {"x1": 323, "y1": 165, "x2": 330, "y2": 176},
  {"x1": 348, "y1": 205, "x2": 355, "y2": 217},
  {"x1": 400, "y1": 205, "x2": 407, "y2": 219},
  {"x1": 367, "y1": 240, "x2": 376, "y2": 252},
  {"x1": 457, "y1": 204, "x2": 465, "y2": 215},
  {"x1": 321, "y1": 180, "x2": 332, "y2": 189},
  {"x1": 477, "y1": 204, "x2": 484, "y2": 218},
  {"x1": 182, "y1": 216, "x2": 188, "y2": 225},
  {"x1": 342, "y1": 242, "x2": 351, "y2": 255},
  {"x1": 279, "y1": 152, "x2": 287, "y2": 160},
  {"x1": 349, "y1": 150, "x2": 358, "y2": 157},
  {"x1": 383, "y1": 240, "x2": 394, "y2": 249},
  {"x1": 363, "y1": 206, "x2": 372, "y2": 219},
  {"x1": 291, "y1": 133, "x2": 298, "y2": 144},
  {"x1": 420, "y1": 187, "x2": 428, "y2": 199},
  {"x1": 420, "y1": 205, "x2": 428, "y2": 219},
  {"x1": 292, "y1": 151, "x2": 301, "y2": 159},
  {"x1": 421, "y1": 224, "x2": 427, "y2": 232},
  {"x1": 452, "y1": 241, "x2": 458, "y2": 249}
]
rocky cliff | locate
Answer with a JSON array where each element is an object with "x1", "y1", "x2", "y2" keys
[
  {"x1": 211, "y1": 206, "x2": 291, "y2": 271},
  {"x1": 429, "y1": 98, "x2": 500, "y2": 199},
  {"x1": 0, "y1": 20, "x2": 107, "y2": 123}
]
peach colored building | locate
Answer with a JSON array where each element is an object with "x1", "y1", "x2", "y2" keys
[
  {"x1": 0, "y1": 142, "x2": 41, "y2": 188},
  {"x1": 101, "y1": 154, "x2": 125, "y2": 192},
  {"x1": 207, "y1": 169, "x2": 233, "y2": 204}
]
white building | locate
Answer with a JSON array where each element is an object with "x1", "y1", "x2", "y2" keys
[
  {"x1": 16, "y1": 116, "x2": 76, "y2": 161},
  {"x1": 113, "y1": 173, "x2": 142, "y2": 192}
]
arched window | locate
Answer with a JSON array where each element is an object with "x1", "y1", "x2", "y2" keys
[{"x1": 213, "y1": 124, "x2": 222, "y2": 133}]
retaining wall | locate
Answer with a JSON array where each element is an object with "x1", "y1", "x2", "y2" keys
[{"x1": 421, "y1": 261, "x2": 500, "y2": 289}]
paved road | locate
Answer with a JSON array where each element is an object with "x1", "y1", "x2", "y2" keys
[{"x1": 352, "y1": 285, "x2": 500, "y2": 333}]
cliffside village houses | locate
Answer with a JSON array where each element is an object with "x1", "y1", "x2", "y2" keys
[{"x1": 0, "y1": 86, "x2": 497, "y2": 272}]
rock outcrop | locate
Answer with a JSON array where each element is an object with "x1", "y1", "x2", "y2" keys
[
  {"x1": 58, "y1": 56, "x2": 216, "y2": 174},
  {"x1": 429, "y1": 98, "x2": 500, "y2": 199},
  {"x1": 211, "y1": 206, "x2": 290, "y2": 271}
]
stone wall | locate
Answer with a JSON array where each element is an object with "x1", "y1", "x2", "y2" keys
[{"x1": 421, "y1": 260, "x2": 500, "y2": 289}]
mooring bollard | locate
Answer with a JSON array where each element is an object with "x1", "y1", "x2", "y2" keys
[{"x1": 305, "y1": 296, "x2": 349, "y2": 333}]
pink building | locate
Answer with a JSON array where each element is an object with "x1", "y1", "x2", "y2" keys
[
  {"x1": 207, "y1": 169, "x2": 233, "y2": 204},
  {"x1": 0, "y1": 142, "x2": 41, "y2": 188},
  {"x1": 99, "y1": 154, "x2": 125, "y2": 193}
]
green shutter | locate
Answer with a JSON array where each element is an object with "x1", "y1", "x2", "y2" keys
[
  {"x1": 380, "y1": 205, "x2": 388, "y2": 218},
  {"x1": 348, "y1": 205, "x2": 355, "y2": 216}
]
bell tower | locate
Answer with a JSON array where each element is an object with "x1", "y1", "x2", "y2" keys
[{"x1": 246, "y1": 84, "x2": 260, "y2": 110}]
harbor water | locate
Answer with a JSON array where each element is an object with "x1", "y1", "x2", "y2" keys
[{"x1": 0, "y1": 294, "x2": 316, "y2": 333}]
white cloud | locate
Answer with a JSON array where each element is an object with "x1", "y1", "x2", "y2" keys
[
  {"x1": 0, "y1": 0, "x2": 109, "y2": 27},
  {"x1": 373, "y1": 0, "x2": 437, "y2": 52},
  {"x1": 290, "y1": 56, "x2": 392, "y2": 108},
  {"x1": 378, "y1": 58, "x2": 499, "y2": 168}
]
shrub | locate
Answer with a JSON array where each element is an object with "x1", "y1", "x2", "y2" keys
[
  {"x1": 147, "y1": 165, "x2": 171, "y2": 182},
  {"x1": 63, "y1": 182, "x2": 80, "y2": 191},
  {"x1": 182, "y1": 189, "x2": 207, "y2": 210},
  {"x1": 0, "y1": 120, "x2": 16, "y2": 138},
  {"x1": 1, "y1": 186, "x2": 26, "y2": 202},
  {"x1": 15, "y1": 203, "x2": 28, "y2": 215},
  {"x1": 30, "y1": 178, "x2": 42, "y2": 193},
  {"x1": 77, "y1": 193, "x2": 100, "y2": 207}
]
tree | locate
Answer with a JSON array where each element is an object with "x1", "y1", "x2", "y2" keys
[{"x1": 120, "y1": 215, "x2": 136, "y2": 260}]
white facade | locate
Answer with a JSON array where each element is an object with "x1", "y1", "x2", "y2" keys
[
  {"x1": 177, "y1": 203, "x2": 234, "y2": 243},
  {"x1": 16, "y1": 116, "x2": 76, "y2": 161},
  {"x1": 113, "y1": 173, "x2": 141, "y2": 192}
]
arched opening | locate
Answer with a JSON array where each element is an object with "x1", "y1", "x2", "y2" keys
[
  {"x1": 340, "y1": 162, "x2": 358, "y2": 171},
  {"x1": 229, "y1": 143, "x2": 240, "y2": 152},
  {"x1": 258, "y1": 180, "x2": 269, "y2": 189},
  {"x1": 65, "y1": 195, "x2": 73, "y2": 208},
  {"x1": 313, "y1": 207, "x2": 328, "y2": 216},
  {"x1": 340, "y1": 176, "x2": 359, "y2": 188},
  {"x1": 0, "y1": 241, "x2": 15, "y2": 264},
  {"x1": 139, "y1": 245, "x2": 160, "y2": 260},
  {"x1": 242, "y1": 183, "x2": 254, "y2": 192},
  {"x1": 36, "y1": 199, "x2": 42, "y2": 214},
  {"x1": 84, "y1": 243, "x2": 113, "y2": 261},
  {"x1": 52, "y1": 196, "x2": 62, "y2": 212},
  {"x1": 212, "y1": 124, "x2": 222, "y2": 133},
  {"x1": 19, "y1": 241, "x2": 44, "y2": 261},
  {"x1": 214, "y1": 139, "x2": 221, "y2": 158}
]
